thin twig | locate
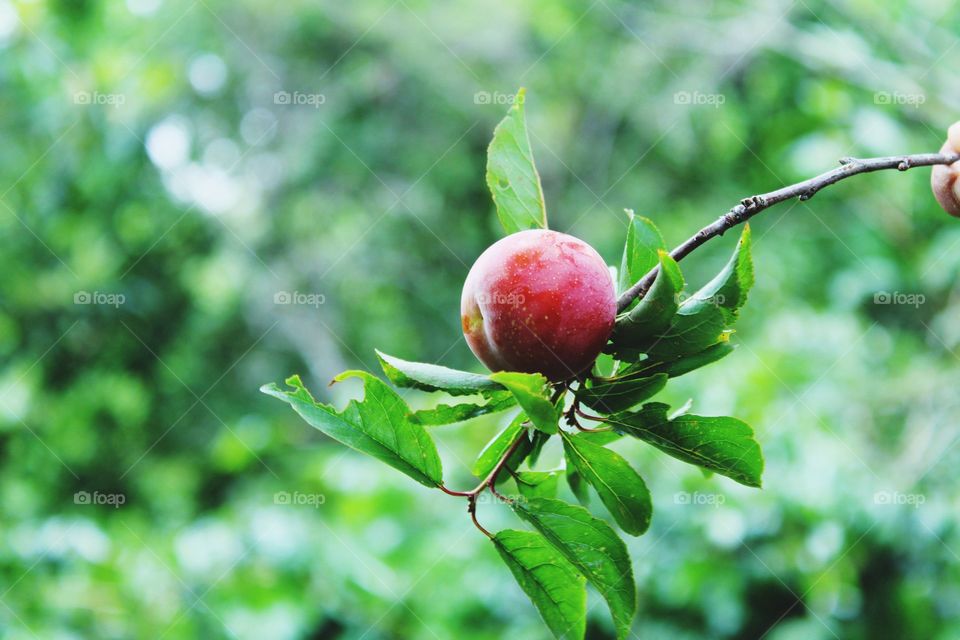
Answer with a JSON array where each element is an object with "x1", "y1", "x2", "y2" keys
[
  {"x1": 439, "y1": 426, "x2": 529, "y2": 497},
  {"x1": 489, "y1": 482, "x2": 512, "y2": 504},
  {"x1": 468, "y1": 496, "x2": 492, "y2": 538},
  {"x1": 437, "y1": 484, "x2": 472, "y2": 497},
  {"x1": 484, "y1": 431, "x2": 528, "y2": 492},
  {"x1": 575, "y1": 406, "x2": 612, "y2": 430},
  {"x1": 616, "y1": 151, "x2": 960, "y2": 312},
  {"x1": 438, "y1": 425, "x2": 530, "y2": 535}
]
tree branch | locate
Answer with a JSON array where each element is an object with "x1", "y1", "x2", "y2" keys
[
  {"x1": 438, "y1": 428, "x2": 528, "y2": 536},
  {"x1": 439, "y1": 424, "x2": 529, "y2": 495},
  {"x1": 616, "y1": 150, "x2": 960, "y2": 313}
]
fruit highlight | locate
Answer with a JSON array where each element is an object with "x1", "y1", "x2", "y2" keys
[{"x1": 461, "y1": 229, "x2": 616, "y2": 381}]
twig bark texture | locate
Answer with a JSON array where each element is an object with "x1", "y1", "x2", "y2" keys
[{"x1": 617, "y1": 151, "x2": 960, "y2": 312}]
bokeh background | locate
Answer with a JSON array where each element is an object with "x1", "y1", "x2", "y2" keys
[{"x1": 3, "y1": 0, "x2": 960, "y2": 638}]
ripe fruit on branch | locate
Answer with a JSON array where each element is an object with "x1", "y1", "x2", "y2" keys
[
  {"x1": 461, "y1": 229, "x2": 617, "y2": 381},
  {"x1": 931, "y1": 122, "x2": 960, "y2": 217},
  {"x1": 264, "y1": 89, "x2": 960, "y2": 640}
]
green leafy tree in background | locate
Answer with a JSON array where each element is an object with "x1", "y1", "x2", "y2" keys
[
  {"x1": 6, "y1": 1, "x2": 960, "y2": 637},
  {"x1": 264, "y1": 90, "x2": 960, "y2": 639}
]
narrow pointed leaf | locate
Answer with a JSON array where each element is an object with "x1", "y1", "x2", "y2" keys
[
  {"x1": 376, "y1": 350, "x2": 503, "y2": 396},
  {"x1": 619, "y1": 212, "x2": 665, "y2": 295},
  {"x1": 261, "y1": 373, "x2": 442, "y2": 486},
  {"x1": 576, "y1": 373, "x2": 668, "y2": 414},
  {"x1": 515, "y1": 471, "x2": 561, "y2": 500},
  {"x1": 527, "y1": 429, "x2": 551, "y2": 467},
  {"x1": 488, "y1": 371, "x2": 559, "y2": 434},
  {"x1": 566, "y1": 467, "x2": 590, "y2": 505},
  {"x1": 492, "y1": 529, "x2": 586, "y2": 640},
  {"x1": 635, "y1": 341, "x2": 735, "y2": 379},
  {"x1": 514, "y1": 498, "x2": 636, "y2": 640},
  {"x1": 485, "y1": 88, "x2": 548, "y2": 234},
  {"x1": 562, "y1": 434, "x2": 652, "y2": 536},
  {"x1": 576, "y1": 430, "x2": 624, "y2": 446},
  {"x1": 610, "y1": 251, "x2": 683, "y2": 354},
  {"x1": 610, "y1": 402, "x2": 763, "y2": 488},
  {"x1": 683, "y1": 224, "x2": 753, "y2": 323},
  {"x1": 642, "y1": 303, "x2": 728, "y2": 358},
  {"x1": 412, "y1": 391, "x2": 516, "y2": 426},
  {"x1": 472, "y1": 413, "x2": 530, "y2": 478}
]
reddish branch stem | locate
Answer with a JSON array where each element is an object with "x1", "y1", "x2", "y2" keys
[
  {"x1": 575, "y1": 406, "x2": 611, "y2": 426},
  {"x1": 438, "y1": 418, "x2": 534, "y2": 537},
  {"x1": 468, "y1": 496, "x2": 492, "y2": 537},
  {"x1": 616, "y1": 151, "x2": 960, "y2": 312},
  {"x1": 439, "y1": 428, "x2": 528, "y2": 498}
]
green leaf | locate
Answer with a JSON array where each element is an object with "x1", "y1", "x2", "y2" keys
[
  {"x1": 488, "y1": 371, "x2": 560, "y2": 434},
  {"x1": 683, "y1": 224, "x2": 753, "y2": 323},
  {"x1": 527, "y1": 429, "x2": 551, "y2": 467},
  {"x1": 640, "y1": 302, "x2": 728, "y2": 358},
  {"x1": 611, "y1": 232, "x2": 750, "y2": 362},
  {"x1": 261, "y1": 374, "x2": 443, "y2": 487},
  {"x1": 635, "y1": 341, "x2": 735, "y2": 379},
  {"x1": 562, "y1": 434, "x2": 652, "y2": 536},
  {"x1": 610, "y1": 251, "x2": 684, "y2": 355},
  {"x1": 610, "y1": 402, "x2": 763, "y2": 488},
  {"x1": 472, "y1": 413, "x2": 532, "y2": 478},
  {"x1": 412, "y1": 391, "x2": 516, "y2": 426},
  {"x1": 576, "y1": 373, "x2": 668, "y2": 414},
  {"x1": 514, "y1": 498, "x2": 636, "y2": 640},
  {"x1": 376, "y1": 350, "x2": 503, "y2": 396},
  {"x1": 485, "y1": 88, "x2": 548, "y2": 235},
  {"x1": 619, "y1": 212, "x2": 665, "y2": 296},
  {"x1": 610, "y1": 226, "x2": 751, "y2": 364},
  {"x1": 565, "y1": 464, "x2": 590, "y2": 506},
  {"x1": 492, "y1": 529, "x2": 586, "y2": 640},
  {"x1": 658, "y1": 312, "x2": 730, "y2": 357},
  {"x1": 566, "y1": 434, "x2": 624, "y2": 508},
  {"x1": 515, "y1": 470, "x2": 561, "y2": 500},
  {"x1": 576, "y1": 429, "x2": 624, "y2": 446}
]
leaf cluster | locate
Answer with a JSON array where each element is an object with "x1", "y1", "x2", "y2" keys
[{"x1": 262, "y1": 90, "x2": 762, "y2": 639}]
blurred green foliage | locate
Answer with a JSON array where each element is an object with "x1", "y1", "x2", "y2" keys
[{"x1": 2, "y1": 0, "x2": 960, "y2": 638}]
